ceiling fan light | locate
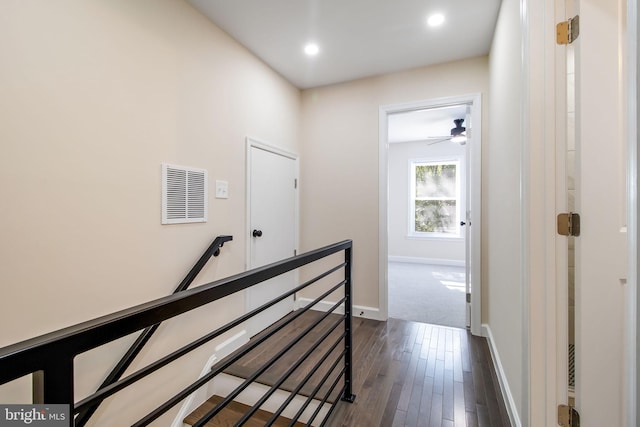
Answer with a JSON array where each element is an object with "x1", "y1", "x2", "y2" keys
[{"x1": 451, "y1": 135, "x2": 467, "y2": 144}]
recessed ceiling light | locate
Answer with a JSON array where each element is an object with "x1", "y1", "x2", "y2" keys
[
  {"x1": 427, "y1": 13, "x2": 445, "y2": 27},
  {"x1": 304, "y1": 43, "x2": 319, "y2": 56}
]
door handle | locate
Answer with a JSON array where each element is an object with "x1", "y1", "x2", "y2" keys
[
  {"x1": 460, "y1": 221, "x2": 466, "y2": 226},
  {"x1": 252, "y1": 229, "x2": 263, "y2": 237}
]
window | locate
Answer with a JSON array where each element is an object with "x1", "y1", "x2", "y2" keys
[{"x1": 410, "y1": 160, "x2": 460, "y2": 237}]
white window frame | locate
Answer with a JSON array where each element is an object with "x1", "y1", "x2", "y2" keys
[{"x1": 408, "y1": 157, "x2": 462, "y2": 239}]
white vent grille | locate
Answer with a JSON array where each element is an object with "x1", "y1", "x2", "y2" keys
[{"x1": 162, "y1": 164, "x2": 208, "y2": 224}]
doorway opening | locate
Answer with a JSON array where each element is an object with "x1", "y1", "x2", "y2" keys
[{"x1": 379, "y1": 94, "x2": 482, "y2": 334}]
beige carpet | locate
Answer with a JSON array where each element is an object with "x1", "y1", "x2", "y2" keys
[{"x1": 388, "y1": 262, "x2": 466, "y2": 329}]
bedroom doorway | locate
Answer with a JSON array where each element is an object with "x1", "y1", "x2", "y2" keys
[{"x1": 379, "y1": 94, "x2": 482, "y2": 333}]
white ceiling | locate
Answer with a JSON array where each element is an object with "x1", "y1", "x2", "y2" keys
[
  {"x1": 388, "y1": 104, "x2": 469, "y2": 143},
  {"x1": 188, "y1": 0, "x2": 502, "y2": 90},
  {"x1": 187, "y1": 0, "x2": 500, "y2": 142}
]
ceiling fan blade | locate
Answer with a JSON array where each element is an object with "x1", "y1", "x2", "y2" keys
[{"x1": 427, "y1": 137, "x2": 450, "y2": 145}]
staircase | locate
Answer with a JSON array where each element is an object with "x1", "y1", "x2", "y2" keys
[
  {"x1": 0, "y1": 240, "x2": 354, "y2": 427},
  {"x1": 184, "y1": 395, "x2": 305, "y2": 426},
  {"x1": 184, "y1": 310, "x2": 345, "y2": 426}
]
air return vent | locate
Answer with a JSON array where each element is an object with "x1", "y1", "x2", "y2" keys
[{"x1": 162, "y1": 164, "x2": 208, "y2": 224}]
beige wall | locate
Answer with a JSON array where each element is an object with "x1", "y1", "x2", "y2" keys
[
  {"x1": 299, "y1": 56, "x2": 489, "y2": 310},
  {"x1": 0, "y1": 0, "x2": 300, "y2": 424},
  {"x1": 487, "y1": 0, "x2": 524, "y2": 420}
]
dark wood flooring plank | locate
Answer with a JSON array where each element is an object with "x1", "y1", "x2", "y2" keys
[
  {"x1": 436, "y1": 328, "x2": 446, "y2": 361},
  {"x1": 465, "y1": 410, "x2": 479, "y2": 427},
  {"x1": 210, "y1": 310, "x2": 511, "y2": 427},
  {"x1": 452, "y1": 330, "x2": 464, "y2": 383},
  {"x1": 392, "y1": 409, "x2": 407, "y2": 427},
  {"x1": 405, "y1": 357, "x2": 427, "y2": 427},
  {"x1": 425, "y1": 347, "x2": 437, "y2": 378},
  {"x1": 476, "y1": 404, "x2": 491, "y2": 427},
  {"x1": 397, "y1": 343, "x2": 422, "y2": 411},
  {"x1": 442, "y1": 367, "x2": 455, "y2": 421},
  {"x1": 462, "y1": 371, "x2": 477, "y2": 414},
  {"x1": 460, "y1": 330, "x2": 472, "y2": 373},
  {"x1": 418, "y1": 375, "x2": 434, "y2": 426},
  {"x1": 429, "y1": 392, "x2": 443, "y2": 427},
  {"x1": 433, "y1": 359, "x2": 445, "y2": 395},
  {"x1": 453, "y1": 380, "x2": 466, "y2": 427}
]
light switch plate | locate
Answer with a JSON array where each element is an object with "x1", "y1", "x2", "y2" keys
[{"x1": 215, "y1": 180, "x2": 229, "y2": 199}]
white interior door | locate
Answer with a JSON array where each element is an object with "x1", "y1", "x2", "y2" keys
[
  {"x1": 246, "y1": 139, "x2": 298, "y2": 337},
  {"x1": 572, "y1": 0, "x2": 628, "y2": 424}
]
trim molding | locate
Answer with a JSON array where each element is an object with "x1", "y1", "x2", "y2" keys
[
  {"x1": 482, "y1": 324, "x2": 522, "y2": 427},
  {"x1": 388, "y1": 256, "x2": 464, "y2": 267},
  {"x1": 626, "y1": 1, "x2": 638, "y2": 425},
  {"x1": 296, "y1": 297, "x2": 383, "y2": 321}
]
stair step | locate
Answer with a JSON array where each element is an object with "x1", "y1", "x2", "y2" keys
[
  {"x1": 184, "y1": 395, "x2": 305, "y2": 426},
  {"x1": 218, "y1": 310, "x2": 344, "y2": 404}
]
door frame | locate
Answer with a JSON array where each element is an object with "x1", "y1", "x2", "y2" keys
[
  {"x1": 378, "y1": 93, "x2": 483, "y2": 335},
  {"x1": 527, "y1": 0, "x2": 638, "y2": 424},
  {"x1": 245, "y1": 137, "x2": 299, "y2": 334}
]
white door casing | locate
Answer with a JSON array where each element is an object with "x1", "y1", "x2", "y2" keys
[
  {"x1": 245, "y1": 138, "x2": 298, "y2": 337},
  {"x1": 464, "y1": 105, "x2": 473, "y2": 329},
  {"x1": 379, "y1": 93, "x2": 483, "y2": 335}
]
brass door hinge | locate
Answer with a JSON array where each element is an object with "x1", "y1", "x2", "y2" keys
[
  {"x1": 557, "y1": 212, "x2": 581, "y2": 236},
  {"x1": 558, "y1": 404, "x2": 580, "y2": 427},
  {"x1": 557, "y1": 15, "x2": 580, "y2": 45}
]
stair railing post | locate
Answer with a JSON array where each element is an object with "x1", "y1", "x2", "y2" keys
[
  {"x1": 32, "y1": 359, "x2": 74, "y2": 427},
  {"x1": 342, "y1": 243, "x2": 356, "y2": 403}
]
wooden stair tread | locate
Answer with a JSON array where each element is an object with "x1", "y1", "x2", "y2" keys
[
  {"x1": 184, "y1": 395, "x2": 305, "y2": 427},
  {"x1": 216, "y1": 310, "x2": 346, "y2": 404}
]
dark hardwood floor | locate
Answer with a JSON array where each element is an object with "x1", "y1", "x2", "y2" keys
[
  {"x1": 326, "y1": 317, "x2": 511, "y2": 427},
  {"x1": 218, "y1": 311, "x2": 511, "y2": 427}
]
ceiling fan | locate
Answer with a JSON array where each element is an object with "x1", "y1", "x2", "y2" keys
[{"x1": 426, "y1": 118, "x2": 467, "y2": 145}]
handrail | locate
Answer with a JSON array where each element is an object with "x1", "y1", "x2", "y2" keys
[
  {"x1": 0, "y1": 239, "x2": 354, "y2": 427},
  {"x1": 74, "y1": 235, "x2": 232, "y2": 426}
]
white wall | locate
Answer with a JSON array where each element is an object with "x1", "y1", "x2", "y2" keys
[
  {"x1": 300, "y1": 56, "x2": 489, "y2": 312},
  {"x1": 388, "y1": 140, "x2": 465, "y2": 263},
  {"x1": 487, "y1": 0, "x2": 524, "y2": 421},
  {"x1": 0, "y1": 1, "x2": 300, "y2": 424}
]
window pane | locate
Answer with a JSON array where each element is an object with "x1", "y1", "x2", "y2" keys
[
  {"x1": 415, "y1": 200, "x2": 457, "y2": 233},
  {"x1": 415, "y1": 164, "x2": 457, "y2": 198}
]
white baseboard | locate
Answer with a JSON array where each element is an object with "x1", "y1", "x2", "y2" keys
[
  {"x1": 296, "y1": 297, "x2": 387, "y2": 321},
  {"x1": 388, "y1": 256, "x2": 465, "y2": 267},
  {"x1": 296, "y1": 297, "x2": 383, "y2": 321},
  {"x1": 171, "y1": 329, "x2": 249, "y2": 427},
  {"x1": 482, "y1": 324, "x2": 521, "y2": 427}
]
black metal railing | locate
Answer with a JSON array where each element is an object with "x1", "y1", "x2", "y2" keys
[
  {"x1": 0, "y1": 239, "x2": 355, "y2": 426},
  {"x1": 74, "y1": 234, "x2": 232, "y2": 426}
]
